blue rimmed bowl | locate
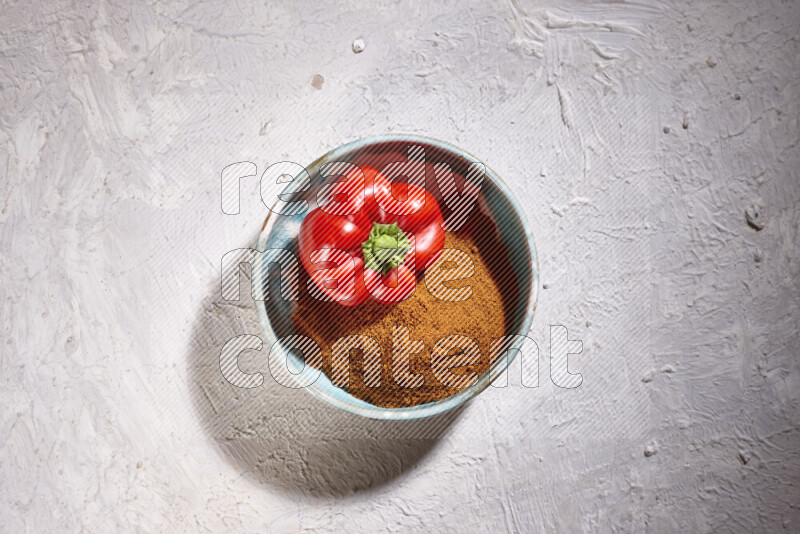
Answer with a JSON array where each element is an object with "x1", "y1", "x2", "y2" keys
[{"x1": 253, "y1": 133, "x2": 538, "y2": 420}]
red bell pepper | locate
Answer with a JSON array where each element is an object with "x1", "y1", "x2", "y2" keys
[{"x1": 297, "y1": 165, "x2": 445, "y2": 307}]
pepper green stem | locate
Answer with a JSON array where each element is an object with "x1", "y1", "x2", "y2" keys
[{"x1": 361, "y1": 222, "x2": 411, "y2": 274}]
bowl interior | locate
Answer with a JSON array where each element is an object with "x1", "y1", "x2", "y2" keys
[{"x1": 254, "y1": 135, "x2": 538, "y2": 420}]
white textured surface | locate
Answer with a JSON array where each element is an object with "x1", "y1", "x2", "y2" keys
[{"x1": 2, "y1": 0, "x2": 799, "y2": 532}]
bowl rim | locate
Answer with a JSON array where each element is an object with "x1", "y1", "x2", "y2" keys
[{"x1": 253, "y1": 133, "x2": 539, "y2": 420}]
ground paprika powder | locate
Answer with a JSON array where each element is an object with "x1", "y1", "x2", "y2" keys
[{"x1": 291, "y1": 213, "x2": 517, "y2": 408}]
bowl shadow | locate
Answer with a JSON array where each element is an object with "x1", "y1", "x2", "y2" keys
[{"x1": 186, "y1": 235, "x2": 462, "y2": 497}]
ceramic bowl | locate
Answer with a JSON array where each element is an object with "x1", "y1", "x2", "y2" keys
[{"x1": 253, "y1": 134, "x2": 538, "y2": 420}]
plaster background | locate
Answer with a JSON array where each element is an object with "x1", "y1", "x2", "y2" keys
[{"x1": 1, "y1": 0, "x2": 799, "y2": 532}]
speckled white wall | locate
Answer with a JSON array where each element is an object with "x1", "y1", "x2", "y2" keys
[{"x1": 1, "y1": 0, "x2": 799, "y2": 532}]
